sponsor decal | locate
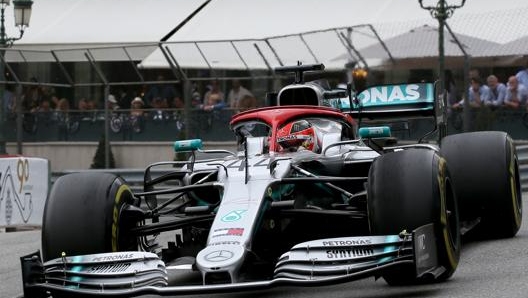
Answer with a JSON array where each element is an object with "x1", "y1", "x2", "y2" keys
[
  {"x1": 221, "y1": 210, "x2": 247, "y2": 222},
  {"x1": 17, "y1": 159, "x2": 31, "y2": 193},
  {"x1": 204, "y1": 250, "x2": 234, "y2": 262},
  {"x1": 5, "y1": 193, "x2": 12, "y2": 225},
  {"x1": 225, "y1": 158, "x2": 271, "y2": 171},
  {"x1": 91, "y1": 253, "x2": 135, "y2": 262},
  {"x1": 357, "y1": 83, "x2": 434, "y2": 107},
  {"x1": 326, "y1": 248, "x2": 374, "y2": 259},
  {"x1": 208, "y1": 241, "x2": 241, "y2": 246},
  {"x1": 0, "y1": 158, "x2": 34, "y2": 224},
  {"x1": 417, "y1": 234, "x2": 426, "y2": 250},
  {"x1": 212, "y1": 228, "x2": 244, "y2": 238},
  {"x1": 87, "y1": 263, "x2": 131, "y2": 273},
  {"x1": 322, "y1": 239, "x2": 372, "y2": 246}
]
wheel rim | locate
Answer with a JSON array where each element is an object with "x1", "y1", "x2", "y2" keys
[{"x1": 444, "y1": 177, "x2": 459, "y2": 250}]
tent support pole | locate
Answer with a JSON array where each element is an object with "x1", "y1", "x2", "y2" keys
[
  {"x1": 445, "y1": 22, "x2": 471, "y2": 132},
  {"x1": 299, "y1": 34, "x2": 319, "y2": 63},
  {"x1": 264, "y1": 39, "x2": 284, "y2": 67},
  {"x1": 85, "y1": 51, "x2": 110, "y2": 168}
]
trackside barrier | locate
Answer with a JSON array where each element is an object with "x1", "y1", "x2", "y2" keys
[
  {"x1": 51, "y1": 143, "x2": 528, "y2": 194},
  {"x1": 517, "y1": 145, "x2": 528, "y2": 192},
  {"x1": 0, "y1": 157, "x2": 50, "y2": 228}
]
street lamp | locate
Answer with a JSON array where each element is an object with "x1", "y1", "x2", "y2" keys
[
  {"x1": 0, "y1": 0, "x2": 33, "y2": 154},
  {"x1": 419, "y1": 0, "x2": 465, "y2": 140}
]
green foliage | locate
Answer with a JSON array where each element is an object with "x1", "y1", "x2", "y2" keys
[{"x1": 90, "y1": 134, "x2": 116, "y2": 169}]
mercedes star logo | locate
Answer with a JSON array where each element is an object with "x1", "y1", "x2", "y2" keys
[{"x1": 204, "y1": 250, "x2": 234, "y2": 262}]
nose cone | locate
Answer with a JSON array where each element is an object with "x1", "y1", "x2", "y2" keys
[{"x1": 196, "y1": 244, "x2": 246, "y2": 274}]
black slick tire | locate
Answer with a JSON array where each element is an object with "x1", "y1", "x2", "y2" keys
[
  {"x1": 440, "y1": 131, "x2": 522, "y2": 238},
  {"x1": 367, "y1": 149, "x2": 460, "y2": 285},
  {"x1": 41, "y1": 172, "x2": 136, "y2": 262}
]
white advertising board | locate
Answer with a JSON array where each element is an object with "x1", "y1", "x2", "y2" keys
[{"x1": 0, "y1": 157, "x2": 50, "y2": 227}]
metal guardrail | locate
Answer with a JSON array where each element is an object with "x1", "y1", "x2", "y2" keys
[
  {"x1": 518, "y1": 144, "x2": 528, "y2": 192},
  {"x1": 52, "y1": 144, "x2": 528, "y2": 192}
]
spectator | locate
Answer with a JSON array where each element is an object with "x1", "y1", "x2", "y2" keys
[
  {"x1": 202, "y1": 80, "x2": 226, "y2": 111},
  {"x1": 77, "y1": 97, "x2": 97, "y2": 121},
  {"x1": 485, "y1": 75, "x2": 507, "y2": 107},
  {"x1": 151, "y1": 97, "x2": 170, "y2": 121},
  {"x1": 130, "y1": 97, "x2": 145, "y2": 117},
  {"x1": 54, "y1": 98, "x2": 70, "y2": 121},
  {"x1": 117, "y1": 88, "x2": 133, "y2": 110},
  {"x1": 107, "y1": 94, "x2": 120, "y2": 111},
  {"x1": 469, "y1": 68, "x2": 480, "y2": 80},
  {"x1": 144, "y1": 75, "x2": 180, "y2": 107},
  {"x1": 453, "y1": 77, "x2": 489, "y2": 109},
  {"x1": 3, "y1": 84, "x2": 15, "y2": 117},
  {"x1": 236, "y1": 94, "x2": 257, "y2": 113},
  {"x1": 191, "y1": 89, "x2": 202, "y2": 108},
  {"x1": 50, "y1": 94, "x2": 60, "y2": 110},
  {"x1": 227, "y1": 79, "x2": 253, "y2": 109},
  {"x1": 23, "y1": 80, "x2": 43, "y2": 112},
  {"x1": 78, "y1": 98, "x2": 88, "y2": 110},
  {"x1": 172, "y1": 96, "x2": 184, "y2": 109},
  {"x1": 444, "y1": 70, "x2": 458, "y2": 107},
  {"x1": 504, "y1": 76, "x2": 528, "y2": 109},
  {"x1": 34, "y1": 98, "x2": 54, "y2": 126},
  {"x1": 515, "y1": 62, "x2": 528, "y2": 89}
]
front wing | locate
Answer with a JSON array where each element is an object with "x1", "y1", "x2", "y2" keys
[{"x1": 21, "y1": 224, "x2": 440, "y2": 297}]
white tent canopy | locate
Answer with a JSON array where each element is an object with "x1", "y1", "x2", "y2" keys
[
  {"x1": 1, "y1": 0, "x2": 527, "y2": 67},
  {"x1": 139, "y1": 25, "x2": 387, "y2": 70},
  {"x1": 11, "y1": 0, "x2": 207, "y2": 45},
  {"x1": 140, "y1": 0, "x2": 528, "y2": 70}
]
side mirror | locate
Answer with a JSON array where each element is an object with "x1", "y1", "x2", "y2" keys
[{"x1": 174, "y1": 139, "x2": 203, "y2": 152}]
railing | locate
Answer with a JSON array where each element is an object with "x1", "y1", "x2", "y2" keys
[
  {"x1": 6, "y1": 107, "x2": 528, "y2": 143},
  {"x1": 6, "y1": 108, "x2": 238, "y2": 142},
  {"x1": 518, "y1": 144, "x2": 528, "y2": 192},
  {"x1": 52, "y1": 143, "x2": 528, "y2": 192}
]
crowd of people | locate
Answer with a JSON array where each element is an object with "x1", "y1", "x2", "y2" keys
[
  {"x1": 4, "y1": 77, "x2": 258, "y2": 135},
  {"x1": 5, "y1": 67, "x2": 528, "y2": 137},
  {"x1": 447, "y1": 66, "x2": 528, "y2": 112}
]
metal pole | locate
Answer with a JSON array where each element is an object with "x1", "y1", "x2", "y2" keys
[
  {"x1": 445, "y1": 22, "x2": 471, "y2": 132},
  {"x1": 419, "y1": 0, "x2": 466, "y2": 140},
  {"x1": 15, "y1": 83, "x2": 22, "y2": 153},
  {"x1": 463, "y1": 55, "x2": 471, "y2": 132},
  {"x1": 104, "y1": 85, "x2": 110, "y2": 169},
  {"x1": 0, "y1": 5, "x2": 6, "y2": 154},
  {"x1": 438, "y1": 7, "x2": 447, "y2": 139}
]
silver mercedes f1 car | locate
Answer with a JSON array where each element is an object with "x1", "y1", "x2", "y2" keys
[{"x1": 21, "y1": 64, "x2": 522, "y2": 297}]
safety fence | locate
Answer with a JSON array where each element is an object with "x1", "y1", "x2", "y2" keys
[
  {"x1": 518, "y1": 144, "x2": 528, "y2": 192},
  {"x1": 5, "y1": 108, "x2": 528, "y2": 143}
]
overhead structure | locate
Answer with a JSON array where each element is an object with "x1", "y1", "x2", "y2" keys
[{"x1": 140, "y1": 25, "x2": 391, "y2": 71}]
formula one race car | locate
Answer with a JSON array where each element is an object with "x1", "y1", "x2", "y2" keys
[{"x1": 21, "y1": 64, "x2": 522, "y2": 297}]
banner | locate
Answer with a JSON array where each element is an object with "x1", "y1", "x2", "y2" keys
[{"x1": 0, "y1": 157, "x2": 50, "y2": 227}]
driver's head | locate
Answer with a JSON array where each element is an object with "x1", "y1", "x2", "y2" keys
[{"x1": 277, "y1": 119, "x2": 319, "y2": 152}]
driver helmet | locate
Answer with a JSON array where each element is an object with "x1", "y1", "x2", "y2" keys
[{"x1": 277, "y1": 119, "x2": 320, "y2": 152}]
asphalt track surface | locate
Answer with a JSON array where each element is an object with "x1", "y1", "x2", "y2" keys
[{"x1": 2, "y1": 193, "x2": 528, "y2": 298}]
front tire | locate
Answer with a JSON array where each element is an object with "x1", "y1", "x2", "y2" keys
[
  {"x1": 42, "y1": 173, "x2": 137, "y2": 261},
  {"x1": 367, "y1": 149, "x2": 460, "y2": 285}
]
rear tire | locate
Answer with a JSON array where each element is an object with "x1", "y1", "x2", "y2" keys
[
  {"x1": 368, "y1": 149, "x2": 460, "y2": 285},
  {"x1": 42, "y1": 173, "x2": 137, "y2": 261},
  {"x1": 440, "y1": 131, "x2": 522, "y2": 238}
]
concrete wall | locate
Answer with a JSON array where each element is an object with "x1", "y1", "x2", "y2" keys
[{"x1": 7, "y1": 142, "x2": 237, "y2": 172}]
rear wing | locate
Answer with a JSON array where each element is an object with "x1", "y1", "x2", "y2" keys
[
  {"x1": 343, "y1": 83, "x2": 437, "y2": 120},
  {"x1": 328, "y1": 82, "x2": 444, "y2": 142}
]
